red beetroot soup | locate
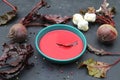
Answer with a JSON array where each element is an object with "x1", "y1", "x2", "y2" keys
[{"x1": 39, "y1": 30, "x2": 84, "y2": 60}]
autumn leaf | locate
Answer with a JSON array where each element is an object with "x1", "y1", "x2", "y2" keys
[
  {"x1": 0, "y1": 0, "x2": 17, "y2": 26},
  {"x1": 78, "y1": 58, "x2": 111, "y2": 78},
  {"x1": 0, "y1": 10, "x2": 17, "y2": 25}
]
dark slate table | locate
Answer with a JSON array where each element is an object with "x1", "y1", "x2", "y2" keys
[{"x1": 0, "y1": 0, "x2": 120, "y2": 80}]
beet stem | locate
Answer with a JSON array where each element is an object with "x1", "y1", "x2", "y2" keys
[
  {"x1": 22, "y1": 0, "x2": 47, "y2": 25},
  {"x1": 99, "y1": 57, "x2": 120, "y2": 68},
  {"x1": 2, "y1": 0, "x2": 17, "y2": 11},
  {"x1": 96, "y1": 15, "x2": 115, "y2": 27},
  {"x1": 26, "y1": 22, "x2": 48, "y2": 27},
  {"x1": 90, "y1": 57, "x2": 120, "y2": 69},
  {"x1": 109, "y1": 58, "x2": 120, "y2": 67},
  {"x1": 30, "y1": 0, "x2": 46, "y2": 15}
]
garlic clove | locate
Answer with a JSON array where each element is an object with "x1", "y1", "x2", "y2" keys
[
  {"x1": 84, "y1": 13, "x2": 96, "y2": 22},
  {"x1": 77, "y1": 20, "x2": 89, "y2": 31},
  {"x1": 72, "y1": 13, "x2": 84, "y2": 25}
]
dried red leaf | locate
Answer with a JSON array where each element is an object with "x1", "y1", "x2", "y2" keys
[
  {"x1": 0, "y1": 43, "x2": 34, "y2": 79},
  {"x1": 95, "y1": 0, "x2": 115, "y2": 26},
  {"x1": 42, "y1": 15, "x2": 71, "y2": 24},
  {"x1": 21, "y1": 0, "x2": 47, "y2": 26},
  {"x1": 26, "y1": 14, "x2": 71, "y2": 27},
  {"x1": 87, "y1": 44, "x2": 120, "y2": 56},
  {"x1": 19, "y1": 0, "x2": 71, "y2": 27}
]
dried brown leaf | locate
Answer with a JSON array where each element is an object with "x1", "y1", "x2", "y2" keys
[
  {"x1": 0, "y1": 43, "x2": 34, "y2": 79},
  {"x1": 87, "y1": 44, "x2": 120, "y2": 56},
  {"x1": 42, "y1": 15, "x2": 72, "y2": 24},
  {"x1": 79, "y1": 58, "x2": 111, "y2": 78},
  {"x1": 0, "y1": 10, "x2": 17, "y2": 25}
]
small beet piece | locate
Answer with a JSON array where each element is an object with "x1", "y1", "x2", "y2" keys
[{"x1": 56, "y1": 41, "x2": 78, "y2": 47}]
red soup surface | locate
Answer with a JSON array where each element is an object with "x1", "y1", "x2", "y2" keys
[{"x1": 39, "y1": 30, "x2": 84, "y2": 60}]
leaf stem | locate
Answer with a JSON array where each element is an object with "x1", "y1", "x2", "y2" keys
[
  {"x1": 109, "y1": 58, "x2": 120, "y2": 67},
  {"x1": 95, "y1": 57, "x2": 120, "y2": 68},
  {"x1": 2, "y1": 0, "x2": 17, "y2": 11}
]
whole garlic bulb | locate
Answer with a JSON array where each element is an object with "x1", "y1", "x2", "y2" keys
[{"x1": 72, "y1": 13, "x2": 83, "y2": 25}]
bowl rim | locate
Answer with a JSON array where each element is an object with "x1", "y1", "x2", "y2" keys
[{"x1": 35, "y1": 24, "x2": 87, "y2": 63}]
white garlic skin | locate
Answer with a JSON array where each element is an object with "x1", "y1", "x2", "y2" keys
[
  {"x1": 96, "y1": 3, "x2": 109, "y2": 12},
  {"x1": 72, "y1": 13, "x2": 84, "y2": 25},
  {"x1": 84, "y1": 13, "x2": 96, "y2": 22},
  {"x1": 77, "y1": 20, "x2": 89, "y2": 31},
  {"x1": 96, "y1": 7, "x2": 102, "y2": 12}
]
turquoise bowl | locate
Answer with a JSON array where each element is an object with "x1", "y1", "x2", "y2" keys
[{"x1": 35, "y1": 24, "x2": 87, "y2": 64}]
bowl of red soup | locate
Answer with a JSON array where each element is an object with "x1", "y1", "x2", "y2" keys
[{"x1": 35, "y1": 24, "x2": 87, "y2": 64}]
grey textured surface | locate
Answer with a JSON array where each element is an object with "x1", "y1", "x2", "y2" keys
[{"x1": 0, "y1": 0, "x2": 120, "y2": 80}]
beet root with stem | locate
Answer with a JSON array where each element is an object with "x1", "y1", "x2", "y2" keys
[{"x1": 8, "y1": 0, "x2": 71, "y2": 43}]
